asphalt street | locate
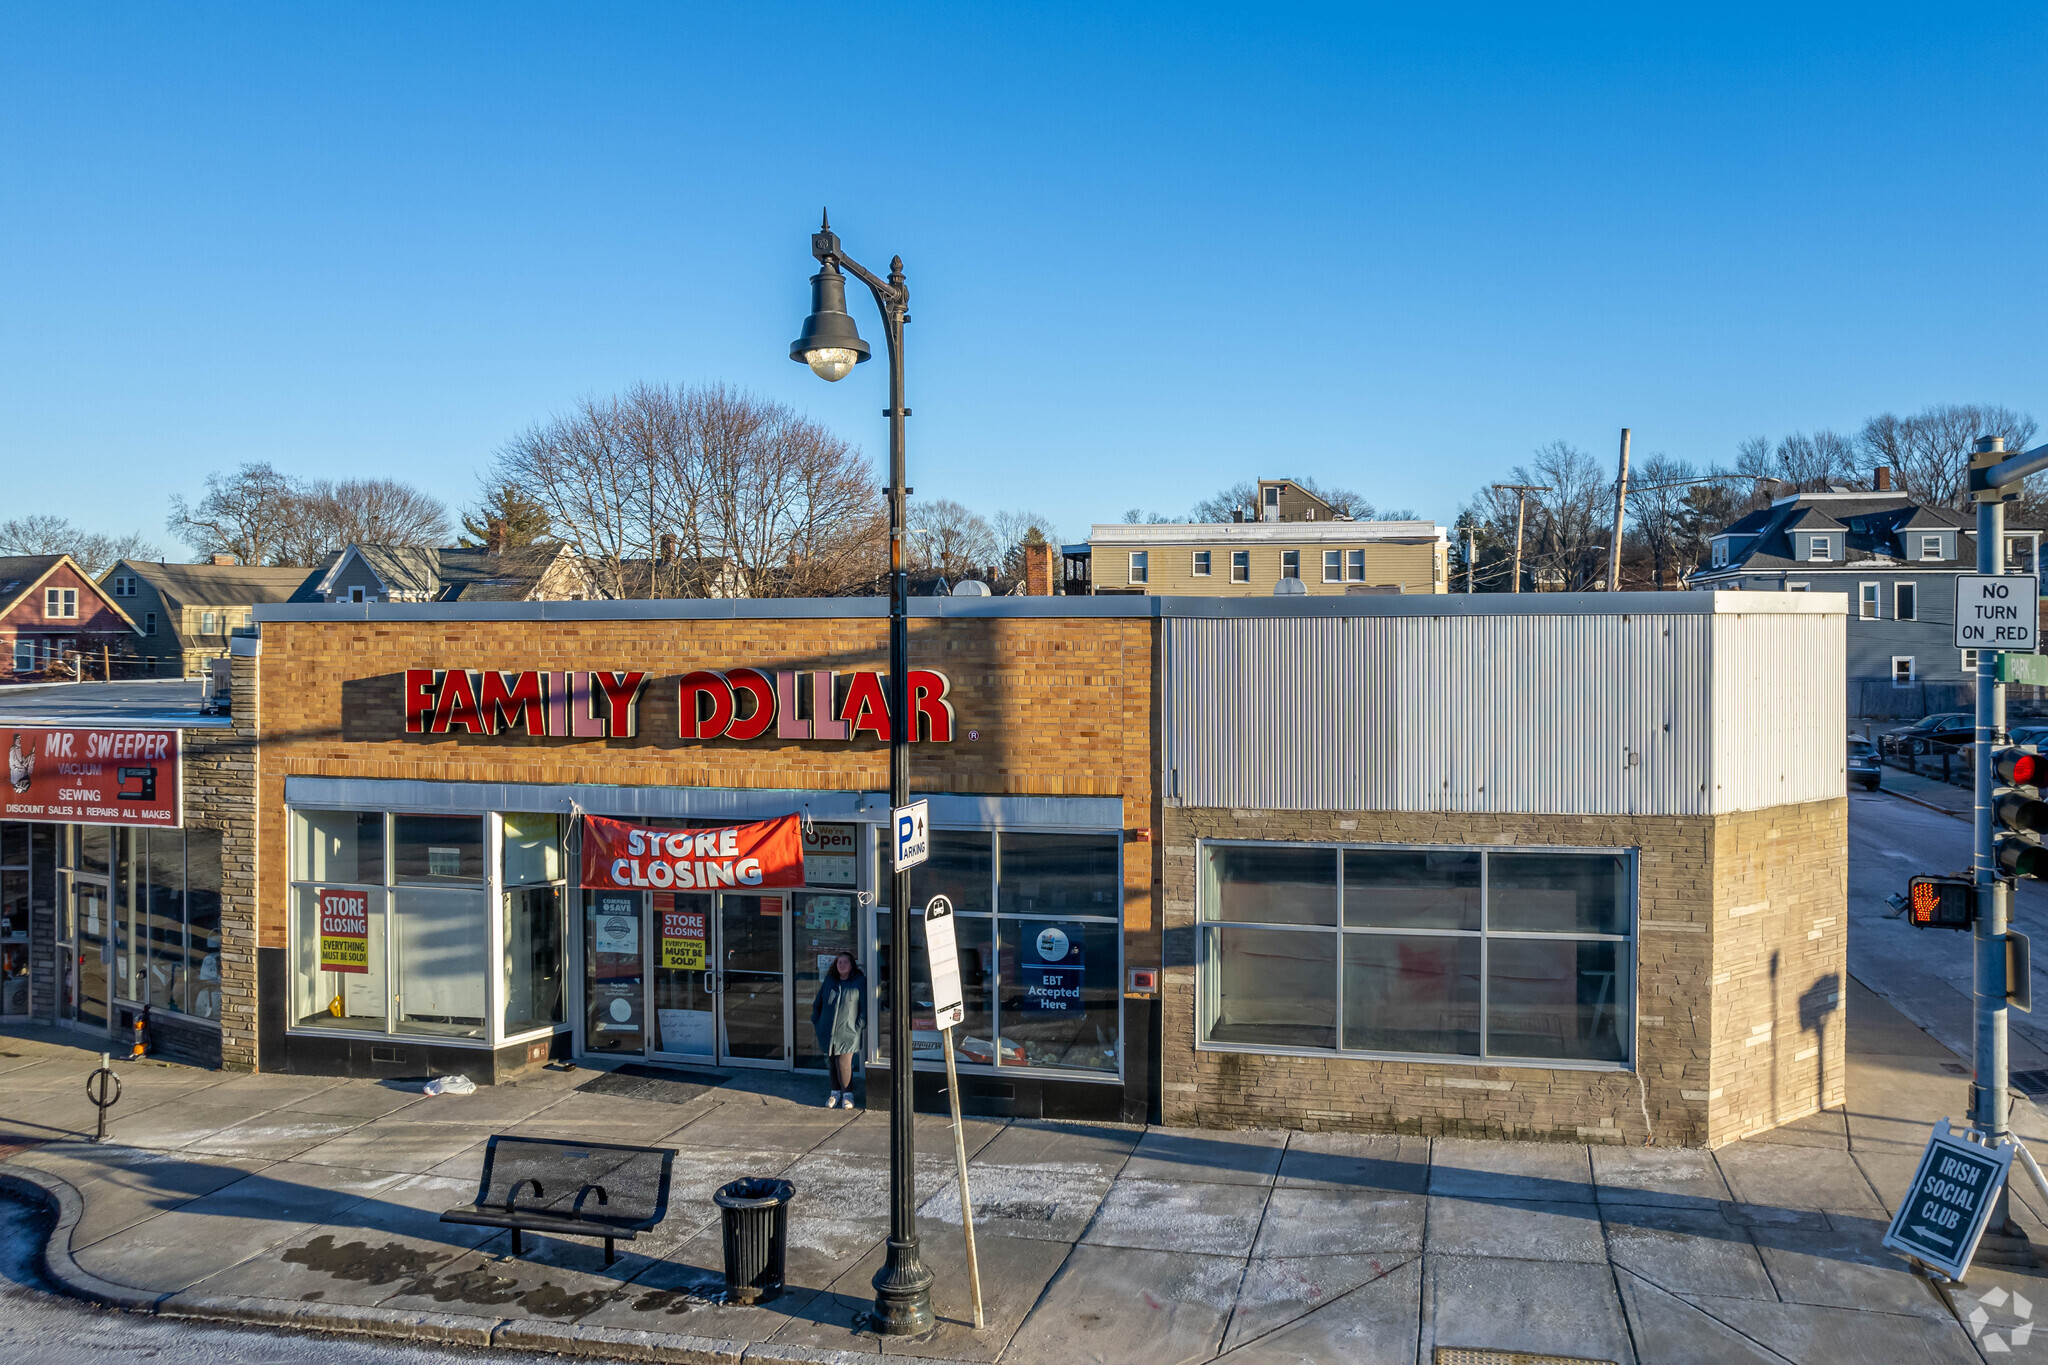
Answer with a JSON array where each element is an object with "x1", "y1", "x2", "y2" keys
[
  {"x1": 0, "y1": 1190, "x2": 558, "y2": 1365},
  {"x1": 1848, "y1": 783, "x2": 2048, "y2": 1073}
]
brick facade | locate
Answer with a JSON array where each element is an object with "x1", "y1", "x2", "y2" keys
[
  {"x1": 246, "y1": 613, "x2": 1158, "y2": 1056},
  {"x1": 1158, "y1": 799, "x2": 1845, "y2": 1147}
]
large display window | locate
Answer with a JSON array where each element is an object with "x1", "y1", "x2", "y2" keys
[
  {"x1": 34, "y1": 822, "x2": 221, "y2": 1027},
  {"x1": 876, "y1": 827, "x2": 1123, "y2": 1080},
  {"x1": 289, "y1": 808, "x2": 567, "y2": 1047},
  {"x1": 1198, "y1": 840, "x2": 1634, "y2": 1068}
]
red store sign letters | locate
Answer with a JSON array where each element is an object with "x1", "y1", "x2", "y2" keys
[{"x1": 403, "y1": 668, "x2": 954, "y2": 743}]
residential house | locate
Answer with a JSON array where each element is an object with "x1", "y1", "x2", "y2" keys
[
  {"x1": 309, "y1": 543, "x2": 590, "y2": 604},
  {"x1": 0, "y1": 555, "x2": 142, "y2": 680},
  {"x1": 1076, "y1": 482, "x2": 1448, "y2": 597},
  {"x1": 101, "y1": 557, "x2": 326, "y2": 677},
  {"x1": 1688, "y1": 474, "x2": 2044, "y2": 710}
]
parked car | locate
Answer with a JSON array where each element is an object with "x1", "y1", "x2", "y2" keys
[
  {"x1": 2009, "y1": 725, "x2": 2048, "y2": 750},
  {"x1": 1885, "y1": 712, "x2": 1974, "y2": 754},
  {"x1": 1848, "y1": 738, "x2": 1882, "y2": 791}
]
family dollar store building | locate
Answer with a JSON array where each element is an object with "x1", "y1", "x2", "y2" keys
[{"x1": 238, "y1": 591, "x2": 1844, "y2": 1144}]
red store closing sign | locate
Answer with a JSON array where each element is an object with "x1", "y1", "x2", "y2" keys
[
  {"x1": 579, "y1": 813, "x2": 807, "y2": 892},
  {"x1": 3, "y1": 727, "x2": 182, "y2": 827}
]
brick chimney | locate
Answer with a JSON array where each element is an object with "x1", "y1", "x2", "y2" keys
[
  {"x1": 210, "y1": 553, "x2": 238, "y2": 566},
  {"x1": 1023, "y1": 541, "x2": 1055, "y2": 596},
  {"x1": 486, "y1": 518, "x2": 508, "y2": 553},
  {"x1": 1874, "y1": 466, "x2": 1892, "y2": 492}
]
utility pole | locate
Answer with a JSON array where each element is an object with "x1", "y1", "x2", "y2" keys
[
  {"x1": 1465, "y1": 529, "x2": 1476, "y2": 594},
  {"x1": 1492, "y1": 484, "x2": 1550, "y2": 594},
  {"x1": 1608, "y1": 428, "x2": 1631, "y2": 591}
]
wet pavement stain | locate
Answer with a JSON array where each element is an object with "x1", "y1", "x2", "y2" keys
[
  {"x1": 281, "y1": 1235, "x2": 452, "y2": 1286},
  {"x1": 630, "y1": 1286, "x2": 716, "y2": 1316},
  {"x1": 400, "y1": 1264, "x2": 525, "y2": 1306},
  {"x1": 519, "y1": 1282, "x2": 623, "y2": 1320}
]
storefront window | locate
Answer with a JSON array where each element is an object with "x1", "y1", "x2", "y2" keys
[
  {"x1": 877, "y1": 828, "x2": 1120, "y2": 1077},
  {"x1": 1, "y1": 824, "x2": 28, "y2": 1016},
  {"x1": 294, "y1": 883, "x2": 389, "y2": 1030},
  {"x1": 793, "y1": 890, "x2": 865, "y2": 1070},
  {"x1": 395, "y1": 887, "x2": 488, "y2": 1038},
  {"x1": 1201, "y1": 841, "x2": 1634, "y2": 1067},
  {"x1": 394, "y1": 815, "x2": 485, "y2": 883},
  {"x1": 502, "y1": 814, "x2": 565, "y2": 1036},
  {"x1": 185, "y1": 830, "x2": 223, "y2": 1020},
  {"x1": 295, "y1": 810, "x2": 385, "y2": 886}
]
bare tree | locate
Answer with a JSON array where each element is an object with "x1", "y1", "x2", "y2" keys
[
  {"x1": 1459, "y1": 441, "x2": 1610, "y2": 591},
  {"x1": 493, "y1": 394, "x2": 652, "y2": 599},
  {"x1": 1189, "y1": 475, "x2": 1375, "y2": 522},
  {"x1": 0, "y1": 516, "x2": 165, "y2": 576},
  {"x1": 167, "y1": 462, "x2": 305, "y2": 566},
  {"x1": 494, "y1": 382, "x2": 885, "y2": 599},
  {"x1": 1623, "y1": 455, "x2": 1699, "y2": 589},
  {"x1": 908, "y1": 499, "x2": 1000, "y2": 582},
  {"x1": 1860, "y1": 403, "x2": 2040, "y2": 510},
  {"x1": 295, "y1": 479, "x2": 450, "y2": 557}
]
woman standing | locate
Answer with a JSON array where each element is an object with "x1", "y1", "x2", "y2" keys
[{"x1": 811, "y1": 951, "x2": 866, "y2": 1109}]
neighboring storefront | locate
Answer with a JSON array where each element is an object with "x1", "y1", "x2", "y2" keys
[
  {"x1": 241, "y1": 592, "x2": 1844, "y2": 1145},
  {"x1": 0, "y1": 681, "x2": 244, "y2": 1066}
]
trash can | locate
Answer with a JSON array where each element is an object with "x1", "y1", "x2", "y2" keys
[{"x1": 714, "y1": 1177, "x2": 795, "y2": 1304}]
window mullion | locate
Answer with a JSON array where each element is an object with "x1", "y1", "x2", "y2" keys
[{"x1": 1479, "y1": 850, "x2": 1491, "y2": 1060}]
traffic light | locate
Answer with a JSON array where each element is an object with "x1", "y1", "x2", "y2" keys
[
  {"x1": 1994, "y1": 746, "x2": 2048, "y2": 879},
  {"x1": 1906, "y1": 876, "x2": 1975, "y2": 929}
]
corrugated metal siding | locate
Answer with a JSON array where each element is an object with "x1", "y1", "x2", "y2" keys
[
  {"x1": 1164, "y1": 608, "x2": 1834, "y2": 817},
  {"x1": 1708, "y1": 611, "x2": 1845, "y2": 812}
]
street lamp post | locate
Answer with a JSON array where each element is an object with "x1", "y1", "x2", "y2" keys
[{"x1": 790, "y1": 211, "x2": 934, "y2": 1337}]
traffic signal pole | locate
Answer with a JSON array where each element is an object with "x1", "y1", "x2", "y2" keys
[{"x1": 1972, "y1": 446, "x2": 2010, "y2": 1212}]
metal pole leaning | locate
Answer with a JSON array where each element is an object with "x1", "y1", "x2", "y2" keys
[{"x1": 940, "y1": 1025, "x2": 985, "y2": 1329}]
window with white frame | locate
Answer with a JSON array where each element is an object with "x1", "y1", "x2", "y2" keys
[
  {"x1": 1893, "y1": 657, "x2": 1916, "y2": 686},
  {"x1": 349, "y1": 586, "x2": 366, "y2": 604},
  {"x1": 1191, "y1": 550, "x2": 1212, "y2": 577},
  {"x1": 1712, "y1": 541, "x2": 1728, "y2": 568},
  {"x1": 200, "y1": 611, "x2": 217, "y2": 634},
  {"x1": 144, "y1": 612, "x2": 156, "y2": 637},
  {"x1": 290, "y1": 809, "x2": 563, "y2": 1043},
  {"x1": 1322, "y1": 551, "x2": 1342, "y2": 583},
  {"x1": 10, "y1": 642, "x2": 32, "y2": 673},
  {"x1": 1280, "y1": 550, "x2": 1300, "y2": 580},
  {"x1": 1896, "y1": 582, "x2": 1917, "y2": 620},
  {"x1": 1807, "y1": 536, "x2": 1830, "y2": 561},
  {"x1": 1198, "y1": 842, "x2": 1633, "y2": 1065},
  {"x1": 44, "y1": 588, "x2": 77, "y2": 619},
  {"x1": 1858, "y1": 583, "x2": 1878, "y2": 620},
  {"x1": 1919, "y1": 534, "x2": 1942, "y2": 561},
  {"x1": 1230, "y1": 550, "x2": 1250, "y2": 583},
  {"x1": 1128, "y1": 551, "x2": 1148, "y2": 585},
  {"x1": 1962, "y1": 650, "x2": 1981, "y2": 672},
  {"x1": 1346, "y1": 549, "x2": 1365, "y2": 581},
  {"x1": 1786, "y1": 582, "x2": 1810, "y2": 592},
  {"x1": 109, "y1": 575, "x2": 136, "y2": 597}
]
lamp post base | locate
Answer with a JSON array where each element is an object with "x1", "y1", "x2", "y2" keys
[{"x1": 871, "y1": 1239, "x2": 935, "y2": 1336}]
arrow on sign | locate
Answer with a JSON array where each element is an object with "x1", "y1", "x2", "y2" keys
[{"x1": 1908, "y1": 1224, "x2": 1958, "y2": 1250}]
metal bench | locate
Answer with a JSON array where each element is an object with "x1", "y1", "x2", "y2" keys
[{"x1": 441, "y1": 1134, "x2": 675, "y2": 1267}]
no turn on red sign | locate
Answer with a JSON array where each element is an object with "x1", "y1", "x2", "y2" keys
[{"x1": 1955, "y1": 574, "x2": 2039, "y2": 652}]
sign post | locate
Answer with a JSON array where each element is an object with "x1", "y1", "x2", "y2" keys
[
  {"x1": 1884, "y1": 1118, "x2": 2018, "y2": 1280},
  {"x1": 921, "y1": 894, "x2": 983, "y2": 1329}
]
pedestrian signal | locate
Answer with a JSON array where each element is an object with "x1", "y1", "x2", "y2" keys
[{"x1": 1906, "y1": 876, "x2": 1975, "y2": 930}]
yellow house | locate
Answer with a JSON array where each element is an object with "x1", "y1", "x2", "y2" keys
[{"x1": 1087, "y1": 519, "x2": 1448, "y2": 596}]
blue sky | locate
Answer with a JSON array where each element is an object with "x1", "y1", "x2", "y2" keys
[{"x1": 3, "y1": 4, "x2": 2044, "y2": 551}]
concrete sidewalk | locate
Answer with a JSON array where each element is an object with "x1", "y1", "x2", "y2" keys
[{"x1": 0, "y1": 986, "x2": 2039, "y2": 1365}]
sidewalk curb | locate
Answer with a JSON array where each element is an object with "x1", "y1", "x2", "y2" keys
[
  {"x1": 1879, "y1": 784, "x2": 1971, "y2": 823},
  {"x1": 0, "y1": 1161, "x2": 977, "y2": 1365}
]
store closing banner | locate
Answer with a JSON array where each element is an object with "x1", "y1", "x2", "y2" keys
[{"x1": 579, "y1": 812, "x2": 807, "y2": 891}]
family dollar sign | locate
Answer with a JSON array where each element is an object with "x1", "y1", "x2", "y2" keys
[{"x1": 1955, "y1": 575, "x2": 2040, "y2": 652}]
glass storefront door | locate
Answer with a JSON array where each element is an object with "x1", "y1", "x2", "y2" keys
[
  {"x1": 717, "y1": 893, "x2": 790, "y2": 1067},
  {"x1": 74, "y1": 878, "x2": 110, "y2": 1030},
  {"x1": 651, "y1": 892, "x2": 716, "y2": 1061}
]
